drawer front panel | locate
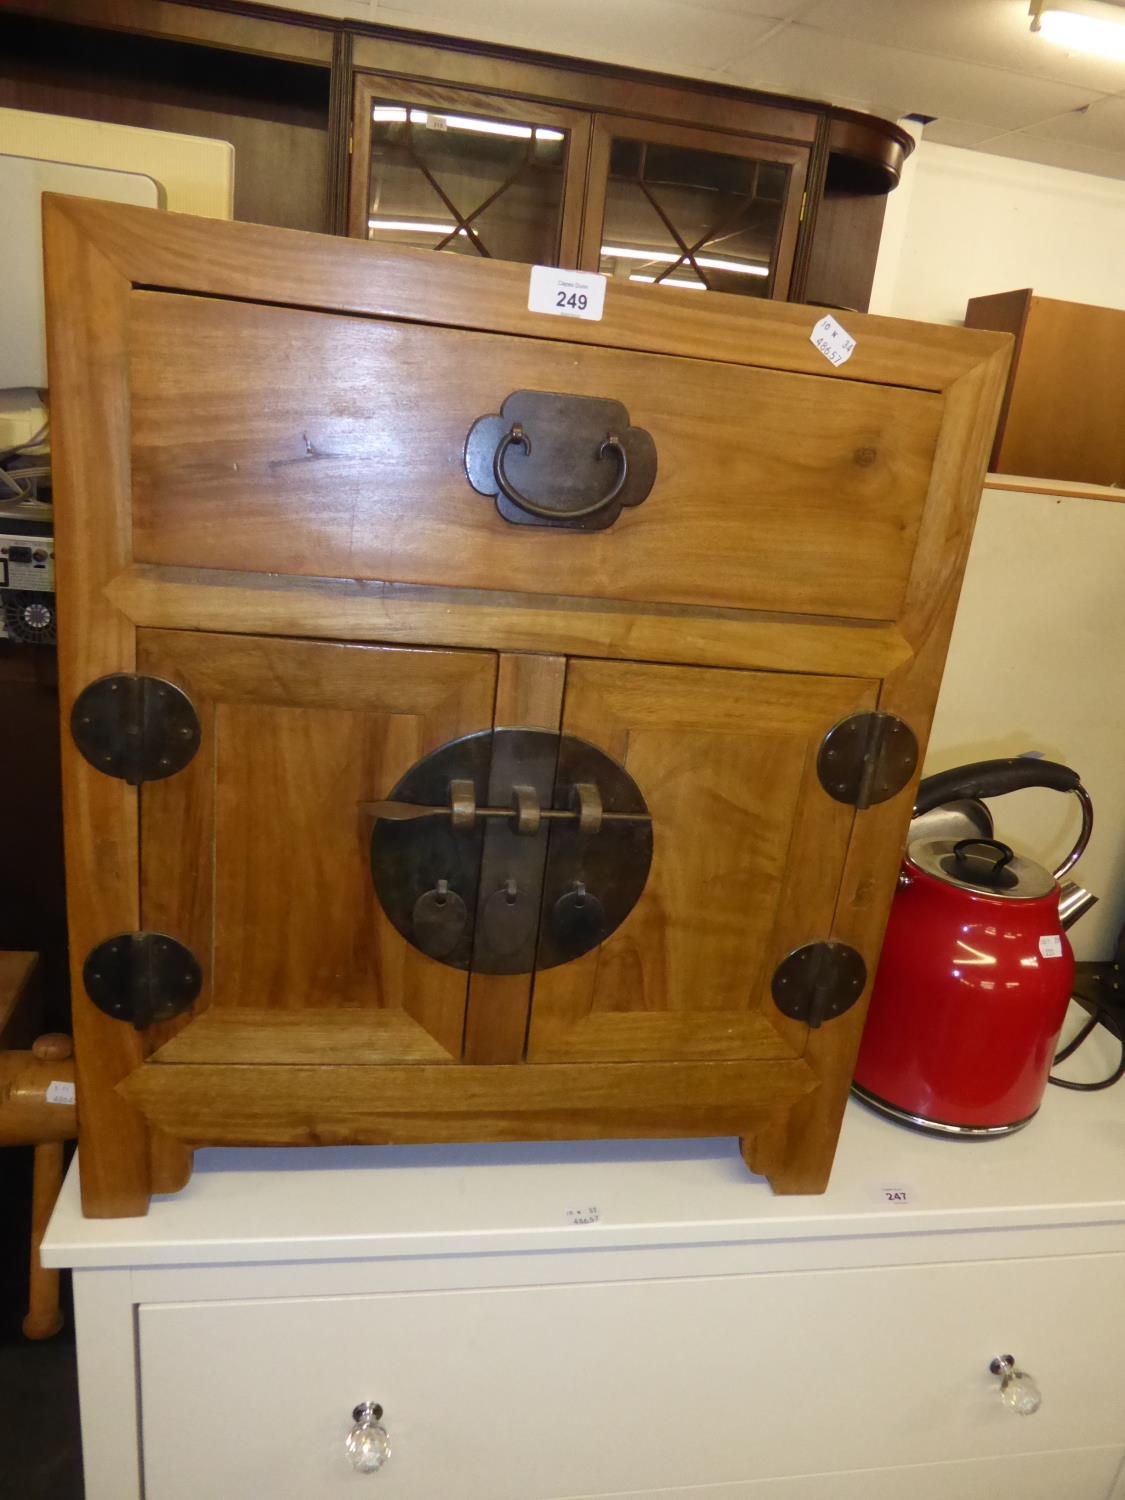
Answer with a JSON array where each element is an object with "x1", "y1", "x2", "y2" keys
[
  {"x1": 128, "y1": 291, "x2": 942, "y2": 622},
  {"x1": 587, "y1": 1448, "x2": 1125, "y2": 1500},
  {"x1": 139, "y1": 1255, "x2": 1125, "y2": 1499}
]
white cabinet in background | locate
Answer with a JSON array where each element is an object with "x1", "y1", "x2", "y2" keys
[{"x1": 44, "y1": 1088, "x2": 1125, "y2": 1500}]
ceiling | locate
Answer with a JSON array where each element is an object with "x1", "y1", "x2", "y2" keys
[{"x1": 261, "y1": 0, "x2": 1125, "y2": 180}]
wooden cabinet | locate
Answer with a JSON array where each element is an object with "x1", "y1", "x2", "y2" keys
[
  {"x1": 1, "y1": 2, "x2": 912, "y2": 306},
  {"x1": 966, "y1": 288, "x2": 1125, "y2": 487},
  {"x1": 580, "y1": 115, "x2": 807, "y2": 299},
  {"x1": 44, "y1": 195, "x2": 1008, "y2": 1218},
  {"x1": 347, "y1": 31, "x2": 903, "y2": 307}
]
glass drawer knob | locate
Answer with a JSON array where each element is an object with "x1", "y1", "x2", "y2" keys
[
  {"x1": 990, "y1": 1354, "x2": 1042, "y2": 1414},
  {"x1": 346, "y1": 1402, "x2": 391, "y2": 1473}
]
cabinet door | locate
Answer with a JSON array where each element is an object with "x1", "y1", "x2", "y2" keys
[
  {"x1": 528, "y1": 659, "x2": 876, "y2": 1063},
  {"x1": 580, "y1": 115, "x2": 809, "y2": 300},
  {"x1": 349, "y1": 75, "x2": 591, "y2": 267},
  {"x1": 137, "y1": 630, "x2": 497, "y2": 1066}
]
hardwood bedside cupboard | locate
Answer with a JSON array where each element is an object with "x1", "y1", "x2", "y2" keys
[{"x1": 42, "y1": 194, "x2": 1010, "y2": 1218}]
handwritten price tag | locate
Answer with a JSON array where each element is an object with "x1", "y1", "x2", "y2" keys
[
  {"x1": 565, "y1": 1205, "x2": 600, "y2": 1225},
  {"x1": 872, "y1": 1183, "x2": 917, "y2": 1207},
  {"x1": 46, "y1": 1080, "x2": 76, "y2": 1106},
  {"x1": 810, "y1": 314, "x2": 856, "y2": 368}
]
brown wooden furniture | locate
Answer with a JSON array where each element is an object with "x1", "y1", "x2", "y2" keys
[
  {"x1": 44, "y1": 196, "x2": 1008, "y2": 1218},
  {"x1": 966, "y1": 289, "x2": 1125, "y2": 487},
  {"x1": 3, "y1": 0, "x2": 912, "y2": 310},
  {"x1": 0, "y1": 953, "x2": 76, "y2": 1339}
]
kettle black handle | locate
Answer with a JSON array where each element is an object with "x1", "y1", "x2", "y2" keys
[{"x1": 914, "y1": 758, "x2": 1080, "y2": 816}]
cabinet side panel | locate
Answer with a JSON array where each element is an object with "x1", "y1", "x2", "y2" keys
[
  {"x1": 752, "y1": 346, "x2": 1012, "y2": 1192},
  {"x1": 43, "y1": 199, "x2": 151, "y2": 1217}
]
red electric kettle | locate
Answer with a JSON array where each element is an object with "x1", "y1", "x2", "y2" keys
[{"x1": 853, "y1": 757, "x2": 1096, "y2": 1136}]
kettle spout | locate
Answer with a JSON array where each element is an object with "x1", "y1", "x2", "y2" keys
[{"x1": 1058, "y1": 881, "x2": 1098, "y2": 931}]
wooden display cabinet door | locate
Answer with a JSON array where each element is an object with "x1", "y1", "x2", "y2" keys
[
  {"x1": 528, "y1": 660, "x2": 878, "y2": 1065},
  {"x1": 135, "y1": 630, "x2": 497, "y2": 1069}
]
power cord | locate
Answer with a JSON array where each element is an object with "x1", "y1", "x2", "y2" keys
[{"x1": 1049, "y1": 1002, "x2": 1125, "y2": 1091}]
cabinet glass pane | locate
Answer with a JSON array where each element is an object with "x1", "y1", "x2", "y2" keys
[
  {"x1": 364, "y1": 101, "x2": 569, "y2": 265},
  {"x1": 599, "y1": 138, "x2": 789, "y2": 297}
]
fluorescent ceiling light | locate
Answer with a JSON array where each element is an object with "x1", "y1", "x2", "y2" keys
[
  {"x1": 602, "y1": 245, "x2": 769, "y2": 277},
  {"x1": 1030, "y1": 0, "x2": 1125, "y2": 59},
  {"x1": 368, "y1": 219, "x2": 467, "y2": 235},
  {"x1": 628, "y1": 274, "x2": 707, "y2": 290},
  {"x1": 371, "y1": 104, "x2": 563, "y2": 141}
]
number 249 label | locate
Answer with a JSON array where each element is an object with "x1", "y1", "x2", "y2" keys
[{"x1": 528, "y1": 265, "x2": 606, "y2": 322}]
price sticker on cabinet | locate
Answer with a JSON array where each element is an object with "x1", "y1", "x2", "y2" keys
[
  {"x1": 565, "y1": 1205, "x2": 600, "y2": 1225},
  {"x1": 528, "y1": 265, "x2": 607, "y2": 322},
  {"x1": 810, "y1": 313, "x2": 856, "y2": 367}
]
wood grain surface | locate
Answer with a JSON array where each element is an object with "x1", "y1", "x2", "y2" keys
[
  {"x1": 42, "y1": 199, "x2": 150, "y2": 1218},
  {"x1": 50, "y1": 196, "x2": 1010, "y2": 394},
  {"x1": 970, "y1": 291, "x2": 1125, "y2": 487},
  {"x1": 0, "y1": 951, "x2": 38, "y2": 1037},
  {"x1": 107, "y1": 565, "x2": 915, "y2": 680},
  {"x1": 125, "y1": 1056, "x2": 817, "y2": 1146},
  {"x1": 45, "y1": 196, "x2": 1012, "y2": 1208},
  {"x1": 135, "y1": 631, "x2": 496, "y2": 1063},
  {"x1": 127, "y1": 290, "x2": 942, "y2": 621},
  {"x1": 744, "y1": 344, "x2": 1012, "y2": 1192},
  {"x1": 527, "y1": 660, "x2": 877, "y2": 1064}
]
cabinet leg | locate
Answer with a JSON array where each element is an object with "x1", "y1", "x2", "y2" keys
[
  {"x1": 23, "y1": 1140, "x2": 65, "y2": 1339},
  {"x1": 149, "y1": 1130, "x2": 194, "y2": 1196},
  {"x1": 739, "y1": 1103, "x2": 834, "y2": 1196}
]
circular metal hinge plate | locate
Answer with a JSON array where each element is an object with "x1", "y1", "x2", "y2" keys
[
  {"x1": 83, "y1": 932, "x2": 202, "y2": 1030},
  {"x1": 817, "y1": 712, "x2": 919, "y2": 809},
  {"x1": 771, "y1": 941, "x2": 868, "y2": 1029},
  {"x1": 71, "y1": 674, "x2": 202, "y2": 786}
]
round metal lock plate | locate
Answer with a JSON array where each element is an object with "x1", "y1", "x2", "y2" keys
[
  {"x1": 370, "y1": 728, "x2": 652, "y2": 974},
  {"x1": 770, "y1": 941, "x2": 867, "y2": 1029}
]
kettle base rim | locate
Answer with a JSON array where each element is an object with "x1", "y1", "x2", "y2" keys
[{"x1": 851, "y1": 1083, "x2": 1038, "y2": 1138}]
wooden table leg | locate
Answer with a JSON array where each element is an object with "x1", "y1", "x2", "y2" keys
[{"x1": 23, "y1": 1138, "x2": 66, "y2": 1340}]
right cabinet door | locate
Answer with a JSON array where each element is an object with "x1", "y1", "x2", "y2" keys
[
  {"x1": 580, "y1": 115, "x2": 809, "y2": 300},
  {"x1": 527, "y1": 659, "x2": 877, "y2": 1064}
]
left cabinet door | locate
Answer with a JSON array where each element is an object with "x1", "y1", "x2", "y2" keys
[
  {"x1": 349, "y1": 74, "x2": 592, "y2": 267},
  {"x1": 135, "y1": 630, "x2": 497, "y2": 1066}
]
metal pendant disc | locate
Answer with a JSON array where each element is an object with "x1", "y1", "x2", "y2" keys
[{"x1": 411, "y1": 886, "x2": 469, "y2": 960}]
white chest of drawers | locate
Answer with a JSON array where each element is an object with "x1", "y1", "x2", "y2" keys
[{"x1": 44, "y1": 1075, "x2": 1125, "y2": 1500}]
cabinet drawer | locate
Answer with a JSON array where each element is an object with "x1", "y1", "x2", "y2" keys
[
  {"x1": 128, "y1": 291, "x2": 942, "y2": 622},
  {"x1": 138, "y1": 1255, "x2": 1125, "y2": 1499},
  {"x1": 592, "y1": 1449, "x2": 1125, "y2": 1500}
]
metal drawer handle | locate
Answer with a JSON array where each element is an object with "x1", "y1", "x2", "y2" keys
[
  {"x1": 346, "y1": 1402, "x2": 391, "y2": 1473},
  {"x1": 990, "y1": 1354, "x2": 1042, "y2": 1415},
  {"x1": 494, "y1": 422, "x2": 629, "y2": 521},
  {"x1": 363, "y1": 780, "x2": 647, "y2": 835}
]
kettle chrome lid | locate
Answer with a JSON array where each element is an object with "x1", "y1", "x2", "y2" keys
[{"x1": 908, "y1": 837, "x2": 1057, "y2": 900}]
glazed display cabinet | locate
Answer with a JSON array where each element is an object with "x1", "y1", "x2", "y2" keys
[{"x1": 43, "y1": 195, "x2": 1008, "y2": 1217}]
